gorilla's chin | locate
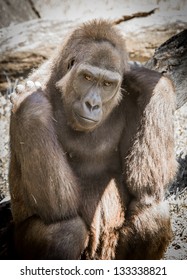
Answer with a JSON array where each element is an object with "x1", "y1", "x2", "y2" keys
[{"x1": 73, "y1": 111, "x2": 100, "y2": 131}]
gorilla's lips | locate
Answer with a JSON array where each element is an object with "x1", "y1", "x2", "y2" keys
[{"x1": 74, "y1": 111, "x2": 99, "y2": 123}]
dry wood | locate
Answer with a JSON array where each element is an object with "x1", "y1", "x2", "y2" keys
[{"x1": 113, "y1": 8, "x2": 157, "y2": 25}]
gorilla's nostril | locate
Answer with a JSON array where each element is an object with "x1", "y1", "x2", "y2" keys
[
  {"x1": 85, "y1": 101, "x2": 100, "y2": 111},
  {"x1": 85, "y1": 101, "x2": 92, "y2": 111},
  {"x1": 93, "y1": 105, "x2": 100, "y2": 110}
]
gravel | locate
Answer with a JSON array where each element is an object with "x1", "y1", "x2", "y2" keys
[
  {"x1": 0, "y1": 91, "x2": 187, "y2": 259},
  {"x1": 0, "y1": 93, "x2": 11, "y2": 199}
]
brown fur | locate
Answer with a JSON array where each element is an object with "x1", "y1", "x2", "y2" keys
[{"x1": 9, "y1": 20, "x2": 176, "y2": 260}]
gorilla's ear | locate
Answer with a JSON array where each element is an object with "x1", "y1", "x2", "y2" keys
[{"x1": 67, "y1": 58, "x2": 76, "y2": 71}]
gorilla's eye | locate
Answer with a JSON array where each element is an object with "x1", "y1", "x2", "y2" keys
[
  {"x1": 103, "y1": 81, "x2": 112, "y2": 87},
  {"x1": 84, "y1": 74, "x2": 93, "y2": 81}
]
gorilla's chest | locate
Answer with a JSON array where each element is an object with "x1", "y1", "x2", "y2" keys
[
  {"x1": 62, "y1": 124, "x2": 123, "y2": 178},
  {"x1": 59, "y1": 116, "x2": 125, "y2": 259}
]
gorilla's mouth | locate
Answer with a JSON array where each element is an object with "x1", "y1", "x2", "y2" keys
[{"x1": 74, "y1": 112, "x2": 99, "y2": 123}]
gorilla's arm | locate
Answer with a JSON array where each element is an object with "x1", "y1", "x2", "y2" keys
[
  {"x1": 10, "y1": 90, "x2": 80, "y2": 224},
  {"x1": 119, "y1": 68, "x2": 177, "y2": 259}
]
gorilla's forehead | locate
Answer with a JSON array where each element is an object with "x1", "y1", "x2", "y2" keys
[
  {"x1": 77, "y1": 63, "x2": 122, "y2": 81},
  {"x1": 78, "y1": 40, "x2": 123, "y2": 72}
]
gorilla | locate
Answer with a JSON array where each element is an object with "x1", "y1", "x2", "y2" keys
[{"x1": 9, "y1": 19, "x2": 176, "y2": 259}]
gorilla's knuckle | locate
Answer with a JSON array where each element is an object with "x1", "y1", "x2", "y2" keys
[
  {"x1": 11, "y1": 81, "x2": 43, "y2": 112},
  {"x1": 16, "y1": 84, "x2": 25, "y2": 94}
]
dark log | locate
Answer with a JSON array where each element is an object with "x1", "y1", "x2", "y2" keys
[{"x1": 145, "y1": 29, "x2": 187, "y2": 109}]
